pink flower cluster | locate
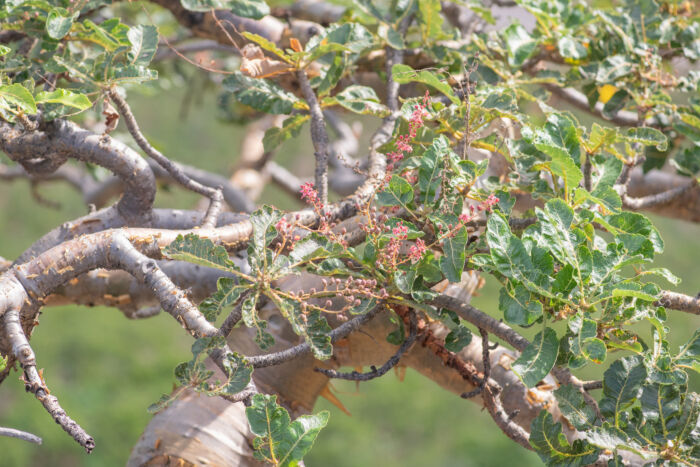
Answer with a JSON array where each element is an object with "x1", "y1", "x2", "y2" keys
[
  {"x1": 409, "y1": 238, "x2": 426, "y2": 263},
  {"x1": 386, "y1": 91, "x2": 430, "y2": 170}
]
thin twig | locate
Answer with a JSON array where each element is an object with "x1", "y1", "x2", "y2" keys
[
  {"x1": 297, "y1": 69, "x2": 330, "y2": 205},
  {"x1": 315, "y1": 311, "x2": 416, "y2": 381},
  {"x1": 107, "y1": 87, "x2": 224, "y2": 227},
  {"x1": 248, "y1": 303, "x2": 384, "y2": 368},
  {"x1": 0, "y1": 426, "x2": 42, "y2": 445},
  {"x1": 622, "y1": 179, "x2": 697, "y2": 209},
  {"x1": 218, "y1": 289, "x2": 253, "y2": 337},
  {"x1": 2, "y1": 309, "x2": 95, "y2": 452}
]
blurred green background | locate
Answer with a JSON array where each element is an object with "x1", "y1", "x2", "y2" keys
[{"x1": 0, "y1": 88, "x2": 698, "y2": 467}]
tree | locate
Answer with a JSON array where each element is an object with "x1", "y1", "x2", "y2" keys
[{"x1": 0, "y1": 0, "x2": 699, "y2": 465}]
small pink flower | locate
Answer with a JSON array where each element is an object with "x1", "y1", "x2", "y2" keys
[
  {"x1": 300, "y1": 182, "x2": 318, "y2": 204},
  {"x1": 409, "y1": 238, "x2": 426, "y2": 263},
  {"x1": 392, "y1": 221, "x2": 408, "y2": 239},
  {"x1": 459, "y1": 213, "x2": 471, "y2": 224}
]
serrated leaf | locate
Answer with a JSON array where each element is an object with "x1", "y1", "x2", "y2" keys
[
  {"x1": 482, "y1": 89, "x2": 518, "y2": 113},
  {"x1": 263, "y1": 114, "x2": 309, "y2": 152},
  {"x1": 46, "y1": 8, "x2": 76, "y2": 40},
  {"x1": 322, "y1": 85, "x2": 389, "y2": 116},
  {"x1": 278, "y1": 298, "x2": 332, "y2": 360},
  {"x1": 557, "y1": 37, "x2": 588, "y2": 59},
  {"x1": 596, "y1": 55, "x2": 634, "y2": 83},
  {"x1": 0, "y1": 83, "x2": 37, "y2": 115},
  {"x1": 440, "y1": 226, "x2": 468, "y2": 283},
  {"x1": 554, "y1": 384, "x2": 597, "y2": 430},
  {"x1": 127, "y1": 25, "x2": 158, "y2": 66},
  {"x1": 246, "y1": 394, "x2": 329, "y2": 466},
  {"x1": 499, "y1": 284, "x2": 543, "y2": 326},
  {"x1": 530, "y1": 411, "x2": 600, "y2": 466},
  {"x1": 445, "y1": 325, "x2": 472, "y2": 352},
  {"x1": 250, "y1": 205, "x2": 282, "y2": 254},
  {"x1": 218, "y1": 352, "x2": 253, "y2": 395},
  {"x1": 181, "y1": 0, "x2": 269, "y2": 18},
  {"x1": 513, "y1": 327, "x2": 558, "y2": 387},
  {"x1": 241, "y1": 31, "x2": 289, "y2": 61},
  {"x1": 377, "y1": 175, "x2": 414, "y2": 209},
  {"x1": 600, "y1": 355, "x2": 646, "y2": 424},
  {"x1": 305, "y1": 23, "x2": 373, "y2": 58},
  {"x1": 417, "y1": 0, "x2": 444, "y2": 40},
  {"x1": 624, "y1": 127, "x2": 668, "y2": 151},
  {"x1": 391, "y1": 64, "x2": 459, "y2": 104},
  {"x1": 222, "y1": 72, "x2": 299, "y2": 114},
  {"x1": 35, "y1": 89, "x2": 91, "y2": 110},
  {"x1": 503, "y1": 24, "x2": 538, "y2": 67},
  {"x1": 163, "y1": 233, "x2": 235, "y2": 272},
  {"x1": 199, "y1": 277, "x2": 248, "y2": 321}
]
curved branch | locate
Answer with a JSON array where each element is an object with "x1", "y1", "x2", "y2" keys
[
  {"x1": 0, "y1": 119, "x2": 155, "y2": 223},
  {"x1": 108, "y1": 88, "x2": 224, "y2": 227}
]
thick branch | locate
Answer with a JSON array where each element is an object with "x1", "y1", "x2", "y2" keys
[
  {"x1": 0, "y1": 119, "x2": 155, "y2": 223},
  {"x1": 657, "y1": 291, "x2": 700, "y2": 315}
]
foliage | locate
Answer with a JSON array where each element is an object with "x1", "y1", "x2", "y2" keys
[{"x1": 1, "y1": 0, "x2": 699, "y2": 465}]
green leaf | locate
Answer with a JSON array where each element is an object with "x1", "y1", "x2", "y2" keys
[
  {"x1": 606, "y1": 212, "x2": 663, "y2": 254},
  {"x1": 246, "y1": 394, "x2": 329, "y2": 466},
  {"x1": 163, "y1": 234, "x2": 235, "y2": 272},
  {"x1": 482, "y1": 89, "x2": 518, "y2": 113},
  {"x1": 229, "y1": 0, "x2": 270, "y2": 19},
  {"x1": 624, "y1": 127, "x2": 668, "y2": 151},
  {"x1": 444, "y1": 325, "x2": 472, "y2": 352},
  {"x1": 377, "y1": 175, "x2": 414, "y2": 210},
  {"x1": 262, "y1": 114, "x2": 309, "y2": 152},
  {"x1": 391, "y1": 64, "x2": 459, "y2": 105},
  {"x1": 305, "y1": 23, "x2": 373, "y2": 57},
  {"x1": 322, "y1": 85, "x2": 389, "y2": 116},
  {"x1": 499, "y1": 284, "x2": 543, "y2": 326},
  {"x1": 0, "y1": 83, "x2": 37, "y2": 115},
  {"x1": 584, "y1": 423, "x2": 647, "y2": 458},
  {"x1": 672, "y1": 147, "x2": 700, "y2": 177},
  {"x1": 600, "y1": 355, "x2": 647, "y2": 423},
  {"x1": 513, "y1": 328, "x2": 559, "y2": 387},
  {"x1": 46, "y1": 8, "x2": 76, "y2": 40},
  {"x1": 503, "y1": 24, "x2": 538, "y2": 67},
  {"x1": 250, "y1": 205, "x2": 282, "y2": 255},
  {"x1": 241, "y1": 32, "x2": 289, "y2": 61},
  {"x1": 417, "y1": 0, "x2": 444, "y2": 40},
  {"x1": 557, "y1": 37, "x2": 588, "y2": 59},
  {"x1": 277, "y1": 299, "x2": 332, "y2": 360},
  {"x1": 530, "y1": 411, "x2": 600, "y2": 466},
  {"x1": 199, "y1": 277, "x2": 248, "y2": 321},
  {"x1": 440, "y1": 226, "x2": 468, "y2": 283},
  {"x1": 533, "y1": 114, "x2": 583, "y2": 191},
  {"x1": 222, "y1": 72, "x2": 300, "y2": 114},
  {"x1": 241, "y1": 291, "x2": 273, "y2": 349},
  {"x1": 672, "y1": 392, "x2": 700, "y2": 447},
  {"x1": 596, "y1": 55, "x2": 634, "y2": 83},
  {"x1": 35, "y1": 89, "x2": 91, "y2": 110},
  {"x1": 127, "y1": 25, "x2": 158, "y2": 66},
  {"x1": 181, "y1": 0, "x2": 270, "y2": 18},
  {"x1": 0, "y1": 45, "x2": 10, "y2": 56},
  {"x1": 217, "y1": 352, "x2": 253, "y2": 395},
  {"x1": 554, "y1": 384, "x2": 597, "y2": 430}
]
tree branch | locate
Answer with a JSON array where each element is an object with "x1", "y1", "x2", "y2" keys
[
  {"x1": 297, "y1": 70, "x2": 330, "y2": 204},
  {"x1": 0, "y1": 426, "x2": 42, "y2": 445},
  {"x1": 108, "y1": 87, "x2": 225, "y2": 227},
  {"x1": 314, "y1": 311, "x2": 416, "y2": 381}
]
